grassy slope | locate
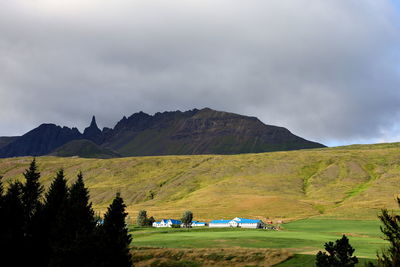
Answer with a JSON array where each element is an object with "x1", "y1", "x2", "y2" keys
[
  {"x1": 0, "y1": 142, "x2": 400, "y2": 221},
  {"x1": 50, "y1": 139, "x2": 120, "y2": 158}
]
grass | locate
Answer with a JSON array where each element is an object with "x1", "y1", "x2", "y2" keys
[
  {"x1": 275, "y1": 255, "x2": 376, "y2": 267},
  {"x1": 131, "y1": 247, "x2": 291, "y2": 267},
  {"x1": 130, "y1": 218, "x2": 386, "y2": 266}
]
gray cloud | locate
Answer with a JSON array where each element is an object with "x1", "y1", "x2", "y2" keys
[{"x1": 0, "y1": 0, "x2": 399, "y2": 146}]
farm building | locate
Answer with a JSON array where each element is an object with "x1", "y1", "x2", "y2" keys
[
  {"x1": 191, "y1": 221, "x2": 208, "y2": 227},
  {"x1": 209, "y1": 218, "x2": 264, "y2": 229},
  {"x1": 152, "y1": 219, "x2": 182, "y2": 228},
  {"x1": 231, "y1": 217, "x2": 265, "y2": 229},
  {"x1": 209, "y1": 220, "x2": 232, "y2": 228}
]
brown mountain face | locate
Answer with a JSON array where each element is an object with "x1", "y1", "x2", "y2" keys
[{"x1": 0, "y1": 108, "x2": 324, "y2": 158}]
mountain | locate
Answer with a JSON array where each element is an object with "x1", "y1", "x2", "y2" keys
[
  {"x1": 0, "y1": 124, "x2": 81, "y2": 158},
  {"x1": 101, "y1": 108, "x2": 324, "y2": 156},
  {"x1": 0, "y1": 108, "x2": 324, "y2": 158}
]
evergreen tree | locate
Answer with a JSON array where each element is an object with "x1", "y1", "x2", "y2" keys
[
  {"x1": 69, "y1": 172, "x2": 95, "y2": 232},
  {"x1": 43, "y1": 169, "x2": 70, "y2": 265},
  {"x1": 49, "y1": 171, "x2": 96, "y2": 267},
  {"x1": 0, "y1": 181, "x2": 25, "y2": 266},
  {"x1": 181, "y1": 210, "x2": 193, "y2": 228},
  {"x1": 373, "y1": 198, "x2": 400, "y2": 266},
  {"x1": 315, "y1": 235, "x2": 358, "y2": 267},
  {"x1": 21, "y1": 158, "x2": 44, "y2": 224},
  {"x1": 98, "y1": 193, "x2": 132, "y2": 267},
  {"x1": 21, "y1": 158, "x2": 45, "y2": 266},
  {"x1": 137, "y1": 210, "x2": 148, "y2": 227}
]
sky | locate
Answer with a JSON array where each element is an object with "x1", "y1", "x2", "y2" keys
[{"x1": 0, "y1": 0, "x2": 399, "y2": 147}]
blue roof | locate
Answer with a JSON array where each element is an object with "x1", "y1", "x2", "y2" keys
[
  {"x1": 169, "y1": 219, "x2": 182, "y2": 224},
  {"x1": 192, "y1": 221, "x2": 206, "y2": 224},
  {"x1": 210, "y1": 220, "x2": 231, "y2": 224},
  {"x1": 233, "y1": 218, "x2": 262, "y2": 223}
]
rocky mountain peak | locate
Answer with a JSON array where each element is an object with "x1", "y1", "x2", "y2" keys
[{"x1": 83, "y1": 116, "x2": 102, "y2": 144}]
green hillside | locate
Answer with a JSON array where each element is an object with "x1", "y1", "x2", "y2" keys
[
  {"x1": 49, "y1": 139, "x2": 120, "y2": 158},
  {"x1": 1, "y1": 142, "x2": 400, "y2": 222}
]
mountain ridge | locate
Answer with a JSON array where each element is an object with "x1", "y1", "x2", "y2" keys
[{"x1": 0, "y1": 108, "x2": 324, "y2": 158}]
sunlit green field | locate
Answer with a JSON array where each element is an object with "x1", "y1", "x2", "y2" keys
[{"x1": 130, "y1": 218, "x2": 385, "y2": 266}]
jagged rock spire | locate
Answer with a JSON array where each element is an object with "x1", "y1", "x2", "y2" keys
[
  {"x1": 83, "y1": 115, "x2": 102, "y2": 144},
  {"x1": 90, "y1": 115, "x2": 98, "y2": 128}
]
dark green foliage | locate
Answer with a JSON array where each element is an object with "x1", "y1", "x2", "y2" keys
[
  {"x1": 98, "y1": 193, "x2": 132, "y2": 267},
  {"x1": 315, "y1": 235, "x2": 358, "y2": 267},
  {"x1": 137, "y1": 210, "x2": 148, "y2": 226},
  {"x1": 42, "y1": 169, "x2": 70, "y2": 265},
  {"x1": 137, "y1": 210, "x2": 156, "y2": 226},
  {"x1": 148, "y1": 216, "x2": 156, "y2": 226},
  {"x1": 370, "y1": 198, "x2": 400, "y2": 266},
  {"x1": 21, "y1": 158, "x2": 45, "y2": 266},
  {"x1": 0, "y1": 161, "x2": 133, "y2": 267},
  {"x1": 21, "y1": 158, "x2": 44, "y2": 223},
  {"x1": 0, "y1": 181, "x2": 25, "y2": 266},
  {"x1": 181, "y1": 210, "x2": 193, "y2": 228},
  {"x1": 49, "y1": 172, "x2": 97, "y2": 267}
]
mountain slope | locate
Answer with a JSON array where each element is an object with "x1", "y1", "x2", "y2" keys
[
  {"x1": 0, "y1": 108, "x2": 324, "y2": 158},
  {"x1": 0, "y1": 136, "x2": 19, "y2": 149},
  {"x1": 49, "y1": 139, "x2": 120, "y2": 158},
  {"x1": 0, "y1": 143, "x2": 399, "y2": 221}
]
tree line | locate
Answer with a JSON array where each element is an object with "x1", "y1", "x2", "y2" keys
[
  {"x1": 0, "y1": 159, "x2": 132, "y2": 267},
  {"x1": 137, "y1": 210, "x2": 193, "y2": 228}
]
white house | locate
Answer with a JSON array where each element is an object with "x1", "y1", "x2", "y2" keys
[{"x1": 152, "y1": 219, "x2": 182, "y2": 228}]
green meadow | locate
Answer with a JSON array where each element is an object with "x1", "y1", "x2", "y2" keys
[{"x1": 131, "y1": 218, "x2": 385, "y2": 266}]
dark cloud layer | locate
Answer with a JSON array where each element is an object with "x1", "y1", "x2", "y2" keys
[{"x1": 0, "y1": 1, "x2": 399, "y2": 146}]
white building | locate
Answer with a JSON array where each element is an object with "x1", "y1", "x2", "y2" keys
[
  {"x1": 231, "y1": 217, "x2": 264, "y2": 229},
  {"x1": 208, "y1": 219, "x2": 232, "y2": 228},
  {"x1": 191, "y1": 221, "x2": 208, "y2": 227},
  {"x1": 152, "y1": 219, "x2": 182, "y2": 228},
  {"x1": 208, "y1": 218, "x2": 264, "y2": 229}
]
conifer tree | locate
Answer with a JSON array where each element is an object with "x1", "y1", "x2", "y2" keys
[
  {"x1": 315, "y1": 235, "x2": 358, "y2": 267},
  {"x1": 99, "y1": 193, "x2": 132, "y2": 267},
  {"x1": 68, "y1": 172, "x2": 96, "y2": 233},
  {"x1": 374, "y1": 198, "x2": 400, "y2": 266},
  {"x1": 1, "y1": 181, "x2": 25, "y2": 266},
  {"x1": 50, "y1": 171, "x2": 96, "y2": 267},
  {"x1": 43, "y1": 169, "x2": 70, "y2": 265},
  {"x1": 21, "y1": 158, "x2": 44, "y2": 224},
  {"x1": 21, "y1": 158, "x2": 45, "y2": 266}
]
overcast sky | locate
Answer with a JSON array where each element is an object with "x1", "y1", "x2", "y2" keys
[{"x1": 0, "y1": 0, "x2": 399, "y2": 146}]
